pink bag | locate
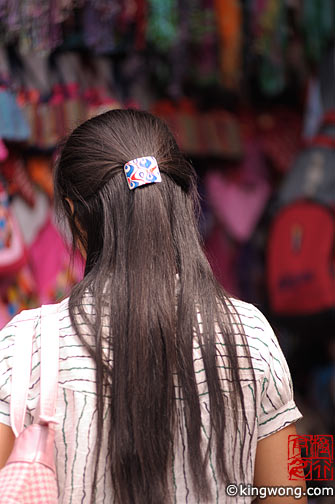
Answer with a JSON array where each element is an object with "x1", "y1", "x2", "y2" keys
[{"x1": 0, "y1": 304, "x2": 59, "y2": 504}]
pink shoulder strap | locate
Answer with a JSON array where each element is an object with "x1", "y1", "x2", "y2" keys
[
  {"x1": 10, "y1": 304, "x2": 59, "y2": 437},
  {"x1": 10, "y1": 315, "x2": 35, "y2": 437},
  {"x1": 39, "y1": 304, "x2": 59, "y2": 424}
]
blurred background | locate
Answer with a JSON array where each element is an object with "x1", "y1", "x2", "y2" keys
[{"x1": 0, "y1": 0, "x2": 333, "y2": 499}]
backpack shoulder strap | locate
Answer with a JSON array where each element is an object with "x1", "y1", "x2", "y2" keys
[
  {"x1": 39, "y1": 304, "x2": 59, "y2": 424},
  {"x1": 10, "y1": 314, "x2": 36, "y2": 437},
  {"x1": 10, "y1": 304, "x2": 60, "y2": 437}
]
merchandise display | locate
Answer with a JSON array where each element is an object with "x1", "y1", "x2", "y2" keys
[{"x1": 0, "y1": 0, "x2": 333, "y2": 445}]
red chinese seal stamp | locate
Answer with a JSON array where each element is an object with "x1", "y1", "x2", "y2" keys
[{"x1": 288, "y1": 435, "x2": 334, "y2": 481}]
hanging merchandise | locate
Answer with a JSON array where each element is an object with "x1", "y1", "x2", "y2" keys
[
  {"x1": 214, "y1": 0, "x2": 242, "y2": 90},
  {"x1": 302, "y1": 77, "x2": 324, "y2": 139},
  {"x1": 318, "y1": 44, "x2": 335, "y2": 113},
  {"x1": 275, "y1": 112, "x2": 335, "y2": 207},
  {"x1": 302, "y1": 0, "x2": 335, "y2": 63},
  {"x1": 204, "y1": 224, "x2": 241, "y2": 298},
  {"x1": 0, "y1": 87, "x2": 30, "y2": 142},
  {"x1": 186, "y1": 0, "x2": 219, "y2": 87},
  {"x1": 258, "y1": 108, "x2": 302, "y2": 173},
  {"x1": 266, "y1": 113, "x2": 335, "y2": 317},
  {"x1": 252, "y1": 0, "x2": 287, "y2": 96},
  {"x1": 0, "y1": 0, "x2": 77, "y2": 53},
  {"x1": 133, "y1": 0, "x2": 148, "y2": 51},
  {"x1": 0, "y1": 182, "x2": 27, "y2": 276},
  {"x1": 81, "y1": 55, "x2": 121, "y2": 118},
  {"x1": 0, "y1": 265, "x2": 39, "y2": 327},
  {"x1": 267, "y1": 200, "x2": 335, "y2": 317},
  {"x1": 53, "y1": 52, "x2": 86, "y2": 133},
  {"x1": 0, "y1": 0, "x2": 328, "y2": 105},
  {"x1": 82, "y1": 0, "x2": 119, "y2": 54},
  {"x1": 40, "y1": 52, "x2": 84, "y2": 147},
  {"x1": 11, "y1": 188, "x2": 49, "y2": 247},
  {"x1": 15, "y1": 50, "x2": 53, "y2": 148},
  {"x1": 26, "y1": 157, "x2": 54, "y2": 201},
  {"x1": 152, "y1": 99, "x2": 242, "y2": 158},
  {"x1": 28, "y1": 217, "x2": 84, "y2": 305},
  {"x1": 204, "y1": 136, "x2": 271, "y2": 299},
  {"x1": 204, "y1": 140, "x2": 271, "y2": 243},
  {"x1": 14, "y1": 49, "x2": 121, "y2": 149},
  {"x1": 0, "y1": 46, "x2": 30, "y2": 142},
  {"x1": 146, "y1": 0, "x2": 178, "y2": 52},
  {"x1": 0, "y1": 140, "x2": 7, "y2": 162},
  {"x1": 1, "y1": 152, "x2": 36, "y2": 207},
  {"x1": 237, "y1": 238, "x2": 266, "y2": 306}
]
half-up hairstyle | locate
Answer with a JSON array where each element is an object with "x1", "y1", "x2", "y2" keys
[{"x1": 54, "y1": 109, "x2": 256, "y2": 503}]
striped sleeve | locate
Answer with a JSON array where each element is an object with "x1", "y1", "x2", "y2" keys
[{"x1": 256, "y1": 311, "x2": 302, "y2": 440}]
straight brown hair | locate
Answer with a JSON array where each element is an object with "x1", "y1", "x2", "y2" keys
[{"x1": 54, "y1": 109, "x2": 255, "y2": 503}]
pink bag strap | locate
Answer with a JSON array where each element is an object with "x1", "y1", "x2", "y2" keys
[
  {"x1": 39, "y1": 304, "x2": 59, "y2": 424},
  {"x1": 10, "y1": 304, "x2": 59, "y2": 437},
  {"x1": 10, "y1": 315, "x2": 35, "y2": 437}
]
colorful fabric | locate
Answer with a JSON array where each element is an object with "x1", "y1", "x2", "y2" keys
[
  {"x1": 0, "y1": 140, "x2": 8, "y2": 162},
  {"x1": 0, "y1": 185, "x2": 27, "y2": 276},
  {"x1": 214, "y1": 0, "x2": 242, "y2": 89},
  {"x1": 26, "y1": 157, "x2": 54, "y2": 201},
  {"x1": 0, "y1": 89, "x2": 30, "y2": 141},
  {"x1": 205, "y1": 141, "x2": 270, "y2": 242},
  {"x1": 1, "y1": 154, "x2": 36, "y2": 207},
  {"x1": 28, "y1": 218, "x2": 84, "y2": 305},
  {"x1": 152, "y1": 103, "x2": 242, "y2": 158},
  {"x1": 0, "y1": 296, "x2": 302, "y2": 503},
  {"x1": 258, "y1": 108, "x2": 302, "y2": 173},
  {"x1": 124, "y1": 156, "x2": 161, "y2": 189},
  {"x1": 204, "y1": 225, "x2": 241, "y2": 297},
  {"x1": 0, "y1": 0, "x2": 73, "y2": 52},
  {"x1": 82, "y1": 1, "x2": 119, "y2": 54},
  {"x1": 302, "y1": 0, "x2": 335, "y2": 63},
  {"x1": 252, "y1": 0, "x2": 287, "y2": 96},
  {"x1": 0, "y1": 265, "x2": 39, "y2": 326},
  {"x1": 146, "y1": 0, "x2": 178, "y2": 51}
]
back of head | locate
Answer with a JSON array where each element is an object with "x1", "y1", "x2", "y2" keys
[{"x1": 54, "y1": 109, "x2": 253, "y2": 504}]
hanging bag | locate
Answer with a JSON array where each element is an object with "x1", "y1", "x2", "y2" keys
[
  {"x1": 267, "y1": 114, "x2": 335, "y2": 317},
  {"x1": 267, "y1": 200, "x2": 335, "y2": 315},
  {"x1": 0, "y1": 304, "x2": 59, "y2": 504}
]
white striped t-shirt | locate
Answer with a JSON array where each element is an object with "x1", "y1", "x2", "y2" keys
[{"x1": 0, "y1": 297, "x2": 302, "y2": 503}]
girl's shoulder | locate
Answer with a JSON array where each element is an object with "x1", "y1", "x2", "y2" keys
[
  {"x1": 222, "y1": 299, "x2": 302, "y2": 438},
  {"x1": 0, "y1": 298, "x2": 71, "y2": 351},
  {"x1": 0, "y1": 297, "x2": 97, "y2": 422},
  {"x1": 228, "y1": 297, "x2": 285, "y2": 358},
  {"x1": 217, "y1": 298, "x2": 293, "y2": 383},
  {"x1": 0, "y1": 306, "x2": 43, "y2": 370}
]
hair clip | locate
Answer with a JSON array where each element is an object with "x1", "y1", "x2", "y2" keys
[{"x1": 124, "y1": 156, "x2": 161, "y2": 190}]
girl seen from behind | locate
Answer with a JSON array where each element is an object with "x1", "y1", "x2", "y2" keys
[{"x1": 0, "y1": 109, "x2": 306, "y2": 503}]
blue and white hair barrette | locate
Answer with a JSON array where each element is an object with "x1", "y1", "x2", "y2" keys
[{"x1": 124, "y1": 156, "x2": 161, "y2": 190}]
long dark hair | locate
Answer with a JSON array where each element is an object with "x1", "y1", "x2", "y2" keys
[{"x1": 54, "y1": 109, "x2": 255, "y2": 503}]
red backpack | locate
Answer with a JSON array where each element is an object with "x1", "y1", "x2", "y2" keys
[
  {"x1": 267, "y1": 110, "x2": 335, "y2": 317},
  {"x1": 267, "y1": 200, "x2": 335, "y2": 316}
]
